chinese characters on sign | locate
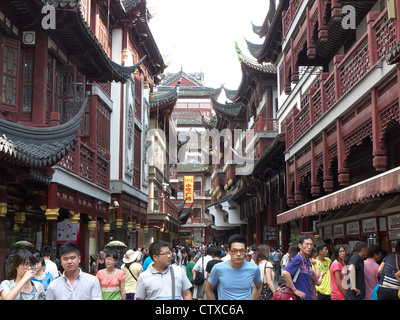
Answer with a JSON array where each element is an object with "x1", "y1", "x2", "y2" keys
[{"x1": 183, "y1": 175, "x2": 194, "y2": 206}]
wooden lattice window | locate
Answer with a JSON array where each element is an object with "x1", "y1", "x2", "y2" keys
[
  {"x1": 1, "y1": 37, "x2": 20, "y2": 112},
  {"x1": 46, "y1": 57, "x2": 55, "y2": 119},
  {"x1": 22, "y1": 50, "x2": 34, "y2": 112},
  {"x1": 133, "y1": 125, "x2": 141, "y2": 189},
  {"x1": 57, "y1": 65, "x2": 77, "y2": 123},
  {"x1": 96, "y1": 100, "x2": 110, "y2": 156}
]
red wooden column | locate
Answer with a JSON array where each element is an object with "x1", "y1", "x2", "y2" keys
[
  {"x1": 306, "y1": 5, "x2": 316, "y2": 59},
  {"x1": 337, "y1": 118, "x2": 349, "y2": 186},
  {"x1": 311, "y1": 140, "x2": 320, "y2": 197},
  {"x1": 334, "y1": 55, "x2": 344, "y2": 100},
  {"x1": 371, "y1": 87, "x2": 387, "y2": 172},
  {"x1": 322, "y1": 130, "x2": 334, "y2": 192},
  {"x1": 32, "y1": 30, "x2": 48, "y2": 125},
  {"x1": 290, "y1": 39, "x2": 299, "y2": 83},
  {"x1": 317, "y1": 0, "x2": 328, "y2": 40},
  {"x1": 293, "y1": 155, "x2": 302, "y2": 205},
  {"x1": 367, "y1": 11, "x2": 380, "y2": 66},
  {"x1": 286, "y1": 161, "x2": 294, "y2": 207},
  {"x1": 331, "y1": 0, "x2": 342, "y2": 21}
]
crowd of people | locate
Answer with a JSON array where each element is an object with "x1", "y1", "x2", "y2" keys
[{"x1": 1, "y1": 236, "x2": 399, "y2": 301}]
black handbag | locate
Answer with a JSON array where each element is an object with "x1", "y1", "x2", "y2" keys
[{"x1": 193, "y1": 255, "x2": 205, "y2": 286}]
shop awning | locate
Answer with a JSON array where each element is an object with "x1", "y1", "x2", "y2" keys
[{"x1": 277, "y1": 166, "x2": 400, "y2": 224}]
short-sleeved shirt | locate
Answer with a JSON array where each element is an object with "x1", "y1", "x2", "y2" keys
[
  {"x1": 135, "y1": 264, "x2": 192, "y2": 300},
  {"x1": 193, "y1": 255, "x2": 213, "y2": 274},
  {"x1": 330, "y1": 260, "x2": 346, "y2": 300},
  {"x1": 284, "y1": 253, "x2": 313, "y2": 300},
  {"x1": 96, "y1": 269, "x2": 125, "y2": 300},
  {"x1": 346, "y1": 253, "x2": 365, "y2": 298},
  {"x1": 46, "y1": 269, "x2": 102, "y2": 300},
  {"x1": 378, "y1": 253, "x2": 400, "y2": 291},
  {"x1": 186, "y1": 262, "x2": 195, "y2": 283},
  {"x1": 207, "y1": 260, "x2": 261, "y2": 300},
  {"x1": 313, "y1": 257, "x2": 331, "y2": 295},
  {"x1": 363, "y1": 258, "x2": 379, "y2": 300},
  {"x1": 44, "y1": 259, "x2": 59, "y2": 279},
  {"x1": 121, "y1": 262, "x2": 141, "y2": 293},
  {"x1": 142, "y1": 256, "x2": 153, "y2": 271}
]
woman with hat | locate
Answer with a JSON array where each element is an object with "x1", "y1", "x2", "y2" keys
[{"x1": 121, "y1": 249, "x2": 142, "y2": 300}]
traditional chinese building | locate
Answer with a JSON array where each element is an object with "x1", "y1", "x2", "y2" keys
[
  {"x1": 247, "y1": 0, "x2": 400, "y2": 252},
  {"x1": 151, "y1": 70, "x2": 221, "y2": 246},
  {"x1": 204, "y1": 42, "x2": 280, "y2": 247},
  {"x1": 0, "y1": 0, "x2": 165, "y2": 277}
]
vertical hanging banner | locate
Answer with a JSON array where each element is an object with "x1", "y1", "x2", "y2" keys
[{"x1": 183, "y1": 175, "x2": 194, "y2": 206}]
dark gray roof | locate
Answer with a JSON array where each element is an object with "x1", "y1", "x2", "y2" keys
[
  {"x1": 199, "y1": 109, "x2": 218, "y2": 129},
  {"x1": 0, "y1": 98, "x2": 87, "y2": 168},
  {"x1": 110, "y1": 55, "x2": 147, "y2": 81},
  {"x1": 150, "y1": 80, "x2": 180, "y2": 109},
  {"x1": 211, "y1": 96, "x2": 242, "y2": 117},
  {"x1": 223, "y1": 87, "x2": 239, "y2": 101},
  {"x1": 237, "y1": 42, "x2": 277, "y2": 73}
]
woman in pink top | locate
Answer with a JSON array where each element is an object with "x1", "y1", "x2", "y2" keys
[{"x1": 330, "y1": 244, "x2": 347, "y2": 300}]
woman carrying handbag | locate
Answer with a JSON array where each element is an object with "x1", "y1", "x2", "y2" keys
[{"x1": 256, "y1": 244, "x2": 275, "y2": 300}]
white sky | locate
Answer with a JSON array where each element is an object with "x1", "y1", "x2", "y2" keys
[{"x1": 146, "y1": 0, "x2": 270, "y2": 90}]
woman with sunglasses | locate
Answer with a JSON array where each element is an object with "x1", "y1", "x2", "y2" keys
[{"x1": 0, "y1": 249, "x2": 45, "y2": 300}]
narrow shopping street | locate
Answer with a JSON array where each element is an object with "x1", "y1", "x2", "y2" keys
[{"x1": 0, "y1": 0, "x2": 400, "y2": 305}]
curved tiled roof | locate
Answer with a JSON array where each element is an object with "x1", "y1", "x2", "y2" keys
[
  {"x1": 150, "y1": 80, "x2": 180, "y2": 110},
  {"x1": 211, "y1": 96, "x2": 242, "y2": 118},
  {"x1": 198, "y1": 109, "x2": 218, "y2": 129},
  {"x1": 0, "y1": 98, "x2": 88, "y2": 168}
]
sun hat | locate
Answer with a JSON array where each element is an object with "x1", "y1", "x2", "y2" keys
[{"x1": 123, "y1": 249, "x2": 140, "y2": 263}]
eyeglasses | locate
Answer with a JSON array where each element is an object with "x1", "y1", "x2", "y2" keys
[
  {"x1": 230, "y1": 249, "x2": 247, "y2": 255},
  {"x1": 157, "y1": 251, "x2": 172, "y2": 256},
  {"x1": 23, "y1": 262, "x2": 36, "y2": 269}
]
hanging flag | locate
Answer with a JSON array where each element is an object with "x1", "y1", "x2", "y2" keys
[{"x1": 183, "y1": 175, "x2": 195, "y2": 206}]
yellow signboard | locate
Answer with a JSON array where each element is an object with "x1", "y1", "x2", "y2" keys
[{"x1": 183, "y1": 175, "x2": 194, "y2": 206}]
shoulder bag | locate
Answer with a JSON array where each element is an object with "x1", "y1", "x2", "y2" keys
[
  {"x1": 170, "y1": 265, "x2": 176, "y2": 300},
  {"x1": 126, "y1": 263, "x2": 137, "y2": 281},
  {"x1": 260, "y1": 261, "x2": 274, "y2": 300},
  {"x1": 273, "y1": 254, "x2": 303, "y2": 300},
  {"x1": 193, "y1": 255, "x2": 205, "y2": 286}
]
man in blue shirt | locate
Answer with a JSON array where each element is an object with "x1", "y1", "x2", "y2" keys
[
  {"x1": 282, "y1": 235, "x2": 314, "y2": 300},
  {"x1": 205, "y1": 234, "x2": 262, "y2": 300}
]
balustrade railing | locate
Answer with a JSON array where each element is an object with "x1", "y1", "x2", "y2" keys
[{"x1": 285, "y1": 9, "x2": 397, "y2": 150}]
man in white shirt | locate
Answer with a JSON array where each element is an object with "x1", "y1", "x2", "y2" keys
[
  {"x1": 41, "y1": 245, "x2": 59, "y2": 279},
  {"x1": 46, "y1": 242, "x2": 102, "y2": 300},
  {"x1": 192, "y1": 246, "x2": 213, "y2": 300},
  {"x1": 135, "y1": 240, "x2": 192, "y2": 300}
]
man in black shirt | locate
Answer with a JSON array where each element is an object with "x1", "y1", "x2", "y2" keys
[
  {"x1": 345, "y1": 242, "x2": 368, "y2": 300},
  {"x1": 205, "y1": 246, "x2": 224, "y2": 300}
]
